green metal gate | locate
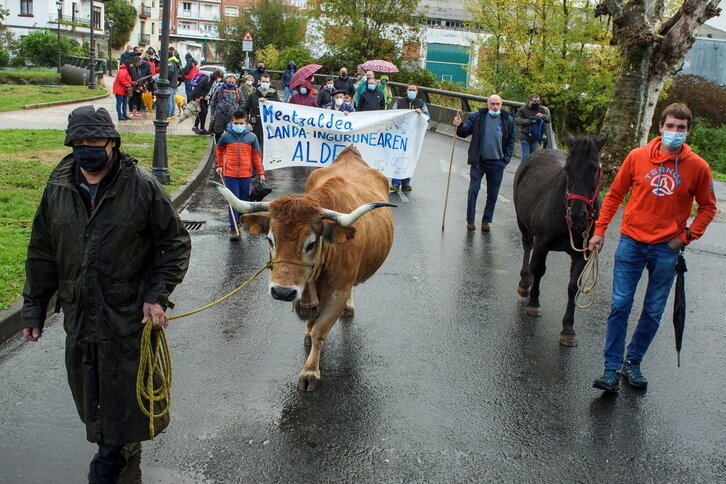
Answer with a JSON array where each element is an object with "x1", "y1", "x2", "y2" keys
[{"x1": 425, "y1": 43, "x2": 469, "y2": 85}]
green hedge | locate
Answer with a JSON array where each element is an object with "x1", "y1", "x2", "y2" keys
[{"x1": 0, "y1": 69, "x2": 62, "y2": 85}]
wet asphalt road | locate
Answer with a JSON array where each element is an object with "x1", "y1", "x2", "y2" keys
[{"x1": 1, "y1": 130, "x2": 725, "y2": 483}]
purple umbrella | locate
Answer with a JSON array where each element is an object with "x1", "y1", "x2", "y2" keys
[{"x1": 290, "y1": 64, "x2": 322, "y2": 90}]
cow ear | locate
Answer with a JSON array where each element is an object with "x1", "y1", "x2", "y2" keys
[
  {"x1": 321, "y1": 220, "x2": 356, "y2": 244},
  {"x1": 240, "y1": 214, "x2": 270, "y2": 235}
]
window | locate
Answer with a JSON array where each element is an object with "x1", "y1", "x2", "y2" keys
[
  {"x1": 93, "y1": 6, "x2": 102, "y2": 30},
  {"x1": 181, "y1": 2, "x2": 191, "y2": 14},
  {"x1": 151, "y1": 23, "x2": 155, "y2": 34},
  {"x1": 225, "y1": 6, "x2": 238, "y2": 17},
  {"x1": 20, "y1": 0, "x2": 33, "y2": 16},
  {"x1": 179, "y1": 21, "x2": 194, "y2": 31},
  {"x1": 201, "y1": 23, "x2": 214, "y2": 33},
  {"x1": 202, "y1": 4, "x2": 213, "y2": 19}
]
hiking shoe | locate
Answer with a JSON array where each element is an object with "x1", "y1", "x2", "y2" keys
[
  {"x1": 620, "y1": 360, "x2": 648, "y2": 389},
  {"x1": 401, "y1": 184, "x2": 412, "y2": 192},
  {"x1": 592, "y1": 369, "x2": 620, "y2": 392},
  {"x1": 466, "y1": 222, "x2": 475, "y2": 232},
  {"x1": 389, "y1": 185, "x2": 400, "y2": 192},
  {"x1": 192, "y1": 127, "x2": 200, "y2": 134},
  {"x1": 481, "y1": 222, "x2": 491, "y2": 232}
]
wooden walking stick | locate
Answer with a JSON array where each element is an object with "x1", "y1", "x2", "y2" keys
[
  {"x1": 218, "y1": 171, "x2": 240, "y2": 237},
  {"x1": 441, "y1": 111, "x2": 460, "y2": 231}
]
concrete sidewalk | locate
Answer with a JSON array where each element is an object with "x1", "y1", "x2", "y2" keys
[{"x1": 0, "y1": 75, "x2": 203, "y2": 137}]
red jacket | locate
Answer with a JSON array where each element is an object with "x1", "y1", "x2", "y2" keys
[
  {"x1": 112, "y1": 64, "x2": 132, "y2": 96},
  {"x1": 595, "y1": 137, "x2": 717, "y2": 245}
]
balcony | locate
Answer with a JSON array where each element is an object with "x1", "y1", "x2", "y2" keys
[
  {"x1": 139, "y1": 5, "x2": 152, "y2": 17},
  {"x1": 139, "y1": 33, "x2": 151, "y2": 45},
  {"x1": 178, "y1": 11, "x2": 220, "y2": 21},
  {"x1": 49, "y1": 13, "x2": 91, "y2": 27}
]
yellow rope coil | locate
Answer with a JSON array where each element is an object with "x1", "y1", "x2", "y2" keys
[{"x1": 136, "y1": 256, "x2": 315, "y2": 439}]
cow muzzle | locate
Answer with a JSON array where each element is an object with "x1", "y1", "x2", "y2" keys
[{"x1": 270, "y1": 285, "x2": 299, "y2": 302}]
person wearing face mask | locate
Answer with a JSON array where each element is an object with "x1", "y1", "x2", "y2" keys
[
  {"x1": 244, "y1": 73, "x2": 280, "y2": 151},
  {"x1": 22, "y1": 105, "x2": 191, "y2": 483},
  {"x1": 112, "y1": 58, "x2": 133, "y2": 121},
  {"x1": 453, "y1": 94, "x2": 515, "y2": 232},
  {"x1": 323, "y1": 90, "x2": 355, "y2": 113},
  {"x1": 216, "y1": 110, "x2": 266, "y2": 239},
  {"x1": 389, "y1": 83, "x2": 430, "y2": 191},
  {"x1": 379, "y1": 75, "x2": 393, "y2": 109},
  {"x1": 248, "y1": 62, "x2": 269, "y2": 86},
  {"x1": 289, "y1": 79, "x2": 318, "y2": 107},
  {"x1": 210, "y1": 74, "x2": 245, "y2": 142},
  {"x1": 281, "y1": 61, "x2": 297, "y2": 102},
  {"x1": 334, "y1": 67, "x2": 355, "y2": 98},
  {"x1": 355, "y1": 70, "x2": 380, "y2": 107},
  {"x1": 317, "y1": 76, "x2": 336, "y2": 107},
  {"x1": 588, "y1": 103, "x2": 716, "y2": 394},
  {"x1": 515, "y1": 94, "x2": 551, "y2": 160},
  {"x1": 239, "y1": 74, "x2": 255, "y2": 102},
  {"x1": 356, "y1": 78, "x2": 385, "y2": 112}
]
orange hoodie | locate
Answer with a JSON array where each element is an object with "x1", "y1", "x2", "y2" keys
[{"x1": 594, "y1": 136, "x2": 717, "y2": 245}]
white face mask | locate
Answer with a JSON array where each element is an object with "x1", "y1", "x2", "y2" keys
[
  {"x1": 245, "y1": 80, "x2": 253, "y2": 86},
  {"x1": 335, "y1": 98, "x2": 344, "y2": 106},
  {"x1": 327, "y1": 83, "x2": 334, "y2": 89}
]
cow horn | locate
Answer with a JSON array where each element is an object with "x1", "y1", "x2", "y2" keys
[
  {"x1": 211, "y1": 181, "x2": 270, "y2": 213},
  {"x1": 321, "y1": 202, "x2": 396, "y2": 227}
]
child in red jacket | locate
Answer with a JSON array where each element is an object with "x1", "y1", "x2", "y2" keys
[{"x1": 216, "y1": 110, "x2": 266, "y2": 239}]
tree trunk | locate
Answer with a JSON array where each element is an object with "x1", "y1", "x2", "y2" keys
[{"x1": 596, "y1": 0, "x2": 721, "y2": 184}]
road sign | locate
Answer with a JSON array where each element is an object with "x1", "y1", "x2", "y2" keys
[{"x1": 242, "y1": 31, "x2": 253, "y2": 52}]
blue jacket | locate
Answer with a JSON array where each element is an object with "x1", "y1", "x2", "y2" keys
[
  {"x1": 281, "y1": 62, "x2": 296, "y2": 88},
  {"x1": 456, "y1": 108, "x2": 515, "y2": 166}
]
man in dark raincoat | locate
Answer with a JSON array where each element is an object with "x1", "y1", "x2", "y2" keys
[{"x1": 22, "y1": 105, "x2": 191, "y2": 483}]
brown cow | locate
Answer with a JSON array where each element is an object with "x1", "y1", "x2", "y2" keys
[{"x1": 213, "y1": 146, "x2": 395, "y2": 391}]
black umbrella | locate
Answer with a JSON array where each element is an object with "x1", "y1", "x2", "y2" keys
[{"x1": 674, "y1": 252, "x2": 688, "y2": 367}]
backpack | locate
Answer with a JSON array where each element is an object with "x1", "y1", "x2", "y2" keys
[
  {"x1": 527, "y1": 116, "x2": 545, "y2": 142},
  {"x1": 190, "y1": 70, "x2": 208, "y2": 87}
]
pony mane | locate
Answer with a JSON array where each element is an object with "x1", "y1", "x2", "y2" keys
[{"x1": 565, "y1": 135, "x2": 602, "y2": 166}]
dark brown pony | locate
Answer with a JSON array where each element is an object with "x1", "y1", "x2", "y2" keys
[{"x1": 513, "y1": 134, "x2": 607, "y2": 346}]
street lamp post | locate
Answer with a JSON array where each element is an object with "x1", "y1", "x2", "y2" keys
[
  {"x1": 107, "y1": 19, "x2": 114, "y2": 76},
  {"x1": 152, "y1": 0, "x2": 171, "y2": 184},
  {"x1": 56, "y1": 0, "x2": 63, "y2": 73},
  {"x1": 88, "y1": 0, "x2": 97, "y2": 89}
]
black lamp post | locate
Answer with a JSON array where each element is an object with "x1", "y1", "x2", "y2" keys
[
  {"x1": 56, "y1": 0, "x2": 63, "y2": 73},
  {"x1": 152, "y1": 0, "x2": 171, "y2": 184},
  {"x1": 107, "y1": 19, "x2": 114, "y2": 76},
  {"x1": 88, "y1": 0, "x2": 97, "y2": 89}
]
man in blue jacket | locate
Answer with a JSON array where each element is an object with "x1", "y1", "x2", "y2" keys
[{"x1": 453, "y1": 94, "x2": 515, "y2": 231}]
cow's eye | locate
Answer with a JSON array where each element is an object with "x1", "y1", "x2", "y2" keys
[{"x1": 304, "y1": 240, "x2": 316, "y2": 253}]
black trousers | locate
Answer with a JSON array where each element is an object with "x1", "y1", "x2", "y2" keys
[
  {"x1": 194, "y1": 99, "x2": 208, "y2": 129},
  {"x1": 88, "y1": 443, "x2": 125, "y2": 484}
]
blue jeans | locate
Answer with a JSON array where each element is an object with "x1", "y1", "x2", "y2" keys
[
  {"x1": 283, "y1": 87, "x2": 292, "y2": 103},
  {"x1": 167, "y1": 87, "x2": 177, "y2": 118},
  {"x1": 603, "y1": 234, "x2": 679, "y2": 369},
  {"x1": 115, "y1": 94, "x2": 128, "y2": 120},
  {"x1": 520, "y1": 140, "x2": 539, "y2": 160},
  {"x1": 467, "y1": 161, "x2": 505, "y2": 224},
  {"x1": 391, "y1": 177, "x2": 410, "y2": 187},
  {"x1": 185, "y1": 81, "x2": 193, "y2": 100},
  {"x1": 224, "y1": 176, "x2": 251, "y2": 229}
]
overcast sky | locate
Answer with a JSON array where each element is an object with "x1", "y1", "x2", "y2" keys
[{"x1": 706, "y1": 15, "x2": 726, "y2": 32}]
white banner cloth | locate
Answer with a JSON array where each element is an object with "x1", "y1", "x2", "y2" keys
[{"x1": 259, "y1": 101, "x2": 428, "y2": 179}]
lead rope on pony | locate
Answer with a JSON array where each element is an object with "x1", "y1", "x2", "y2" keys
[{"x1": 567, "y1": 217, "x2": 599, "y2": 309}]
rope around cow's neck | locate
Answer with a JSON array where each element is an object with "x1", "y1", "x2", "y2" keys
[{"x1": 137, "y1": 254, "x2": 315, "y2": 439}]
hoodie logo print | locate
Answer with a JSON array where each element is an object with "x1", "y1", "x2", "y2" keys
[{"x1": 650, "y1": 172, "x2": 676, "y2": 196}]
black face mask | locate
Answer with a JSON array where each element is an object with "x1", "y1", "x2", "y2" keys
[
  {"x1": 340, "y1": 72, "x2": 347, "y2": 78},
  {"x1": 531, "y1": 103, "x2": 540, "y2": 110},
  {"x1": 74, "y1": 142, "x2": 111, "y2": 173},
  {"x1": 257, "y1": 66, "x2": 265, "y2": 72}
]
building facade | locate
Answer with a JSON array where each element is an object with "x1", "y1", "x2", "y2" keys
[
  {"x1": 169, "y1": 0, "x2": 222, "y2": 62},
  {"x1": 3, "y1": 0, "x2": 107, "y2": 58}
]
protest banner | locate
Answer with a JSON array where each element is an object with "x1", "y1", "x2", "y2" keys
[{"x1": 259, "y1": 101, "x2": 428, "y2": 179}]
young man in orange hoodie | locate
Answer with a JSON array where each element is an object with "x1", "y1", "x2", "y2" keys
[
  {"x1": 216, "y1": 110, "x2": 266, "y2": 240},
  {"x1": 589, "y1": 103, "x2": 717, "y2": 392}
]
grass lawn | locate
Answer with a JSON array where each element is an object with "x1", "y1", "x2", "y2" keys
[
  {"x1": 0, "y1": 85, "x2": 108, "y2": 113},
  {"x1": 0, "y1": 129, "x2": 210, "y2": 310}
]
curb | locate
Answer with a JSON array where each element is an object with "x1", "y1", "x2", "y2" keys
[
  {"x1": 23, "y1": 91, "x2": 111, "y2": 110},
  {"x1": 0, "y1": 136, "x2": 215, "y2": 345}
]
